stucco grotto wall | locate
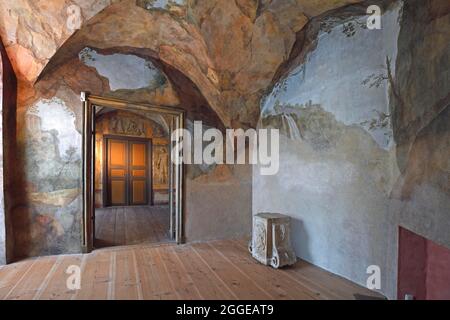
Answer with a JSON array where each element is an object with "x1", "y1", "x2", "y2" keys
[{"x1": 254, "y1": 0, "x2": 450, "y2": 299}]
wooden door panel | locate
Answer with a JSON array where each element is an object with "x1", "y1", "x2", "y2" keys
[
  {"x1": 129, "y1": 141, "x2": 149, "y2": 205},
  {"x1": 131, "y1": 180, "x2": 146, "y2": 203},
  {"x1": 110, "y1": 141, "x2": 127, "y2": 166},
  {"x1": 105, "y1": 137, "x2": 151, "y2": 207},
  {"x1": 131, "y1": 143, "x2": 146, "y2": 167},
  {"x1": 111, "y1": 169, "x2": 126, "y2": 177},
  {"x1": 108, "y1": 139, "x2": 128, "y2": 206},
  {"x1": 111, "y1": 180, "x2": 126, "y2": 204},
  {"x1": 132, "y1": 169, "x2": 146, "y2": 177}
]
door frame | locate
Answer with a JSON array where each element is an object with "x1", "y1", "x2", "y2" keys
[
  {"x1": 81, "y1": 93, "x2": 185, "y2": 252},
  {"x1": 103, "y1": 135, "x2": 153, "y2": 207}
]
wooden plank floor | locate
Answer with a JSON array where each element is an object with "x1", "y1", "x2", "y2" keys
[
  {"x1": 95, "y1": 206, "x2": 171, "y2": 248},
  {"x1": 0, "y1": 239, "x2": 385, "y2": 300}
]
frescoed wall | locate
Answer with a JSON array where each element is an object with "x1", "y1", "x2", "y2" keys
[
  {"x1": 14, "y1": 95, "x2": 82, "y2": 258},
  {"x1": 254, "y1": 0, "x2": 450, "y2": 299}
]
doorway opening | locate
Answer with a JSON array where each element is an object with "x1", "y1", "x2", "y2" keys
[{"x1": 81, "y1": 93, "x2": 185, "y2": 252}]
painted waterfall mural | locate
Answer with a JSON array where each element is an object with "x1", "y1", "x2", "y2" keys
[{"x1": 260, "y1": 5, "x2": 400, "y2": 150}]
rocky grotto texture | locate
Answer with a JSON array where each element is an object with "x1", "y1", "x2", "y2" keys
[{"x1": 255, "y1": 0, "x2": 449, "y2": 299}]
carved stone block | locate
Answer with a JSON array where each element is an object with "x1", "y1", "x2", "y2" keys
[{"x1": 249, "y1": 213, "x2": 297, "y2": 268}]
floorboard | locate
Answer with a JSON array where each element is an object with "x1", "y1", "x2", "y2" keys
[
  {"x1": 5, "y1": 257, "x2": 57, "y2": 300},
  {"x1": 0, "y1": 239, "x2": 385, "y2": 300},
  {"x1": 0, "y1": 259, "x2": 35, "y2": 299},
  {"x1": 95, "y1": 205, "x2": 171, "y2": 248},
  {"x1": 212, "y1": 240, "x2": 318, "y2": 300},
  {"x1": 38, "y1": 255, "x2": 83, "y2": 300},
  {"x1": 191, "y1": 243, "x2": 272, "y2": 300},
  {"x1": 172, "y1": 245, "x2": 236, "y2": 300}
]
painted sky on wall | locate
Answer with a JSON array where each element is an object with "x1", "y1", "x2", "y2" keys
[
  {"x1": 27, "y1": 97, "x2": 81, "y2": 160},
  {"x1": 261, "y1": 3, "x2": 402, "y2": 150},
  {"x1": 151, "y1": 0, "x2": 185, "y2": 9},
  {"x1": 79, "y1": 48, "x2": 167, "y2": 91}
]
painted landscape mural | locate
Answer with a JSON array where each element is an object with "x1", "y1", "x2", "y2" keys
[{"x1": 14, "y1": 96, "x2": 82, "y2": 257}]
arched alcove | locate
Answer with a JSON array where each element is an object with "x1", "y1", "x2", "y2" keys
[{"x1": 7, "y1": 2, "x2": 250, "y2": 260}]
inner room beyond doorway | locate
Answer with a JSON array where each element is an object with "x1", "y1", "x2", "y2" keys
[{"x1": 94, "y1": 108, "x2": 173, "y2": 248}]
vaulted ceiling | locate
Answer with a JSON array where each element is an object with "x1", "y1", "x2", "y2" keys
[{"x1": 0, "y1": 0, "x2": 362, "y2": 127}]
